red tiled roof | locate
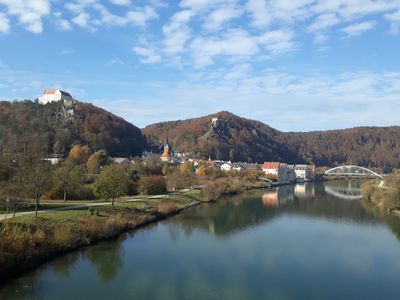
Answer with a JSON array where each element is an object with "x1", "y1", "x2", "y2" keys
[
  {"x1": 161, "y1": 150, "x2": 170, "y2": 158},
  {"x1": 262, "y1": 162, "x2": 285, "y2": 169},
  {"x1": 43, "y1": 89, "x2": 72, "y2": 98},
  {"x1": 44, "y1": 89, "x2": 57, "y2": 95}
]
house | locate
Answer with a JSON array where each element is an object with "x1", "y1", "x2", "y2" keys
[
  {"x1": 43, "y1": 157, "x2": 62, "y2": 165},
  {"x1": 278, "y1": 165, "x2": 297, "y2": 183},
  {"x1": 294, "y1": 165, "x2": 315, "y2": 181},
  {"x1": 262, "y1": 162, "x2": 296, "y2": 182},
  {"x1": 221, "y1": 162, "x2": 233, "y2": 171},
  {"x1": 262, "y1": 162, "x2": 286, "y2": 180},
  {"x1": 232, "y1": 164, "x2": 242, "y2": 171},
  {"x1": 38, "y1": 89, "x2": 74, "y2": 104},
  {"x1": 112, "y1": 157, "x2": 132, "y2": 168}
]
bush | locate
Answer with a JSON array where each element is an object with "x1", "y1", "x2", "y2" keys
[
  {"x1": 53, "y1": 226, "x2": 74, "y2": 249},
  {"x1": 138, "y1": 176, "x2": 167, "y2": 195},
  {"x1": 157, "y1": 201, "x2": 178, "y2": 215}
]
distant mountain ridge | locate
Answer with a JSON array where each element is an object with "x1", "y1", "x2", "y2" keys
[
  {"x1": 143, "y1": 111, "x2": 400, "y2": 171},
  {"x1": 0, "y1": 100, "x2": 146, "y2": 157}
]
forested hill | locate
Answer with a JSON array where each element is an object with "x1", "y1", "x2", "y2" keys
[
  {"x1": 278, "y1": 127, "x2": 400, "y2": 171},
  {"x1": 142, "y1": 111, "x2": 301, "y2": 163},
  {"x1": 143, "y1": 111, "x2": 400, "y2": 171},
  {"x1": 0, "y1": 100, "x2": 146, "y2": 157}
]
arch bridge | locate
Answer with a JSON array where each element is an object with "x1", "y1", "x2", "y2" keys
[{"x1": 324, "y1": 165, "x2": 384, "y2": 180}]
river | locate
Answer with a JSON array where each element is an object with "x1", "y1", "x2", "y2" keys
[{"x1": 2, "y1": 180, "x2": 400, "y2": 300}]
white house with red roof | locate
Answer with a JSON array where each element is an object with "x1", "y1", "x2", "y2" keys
[{"x1": 38, "y1": 89, "x2": 73, "y2": 104}]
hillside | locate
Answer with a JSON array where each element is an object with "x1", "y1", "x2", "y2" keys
[
  {"x1": 143, "y1": 111, "x2": 300, "y2": 163},
  {"x1": 279, "y1": 127, "x2": 400, "y2": 171},
  {"x1": 0, "y1": 100, "x2": 146, "y2": 157},
  {"x1": 143, "y1": 111, "x2": 400, "y2": 171}
]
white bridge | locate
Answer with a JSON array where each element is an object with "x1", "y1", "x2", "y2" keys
[{"x1": 324, "y1": 165, "x2": 384, "y2": 180}]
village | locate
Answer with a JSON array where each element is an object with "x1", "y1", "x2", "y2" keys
[{"x1": 38, "y1": 89, "x2": 315, "y2": 185}]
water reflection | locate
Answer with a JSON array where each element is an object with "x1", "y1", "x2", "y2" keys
[
  {"x1": 86, "y1": 237, "x2": 125, "y2": 281},
  {"x1": 323, "y1": 179, "x2": 364, "y2": 200},
  {"x1": 168, "y1": 181, "x2": 379, "y2": 238},
  {"x1": 3, "y1": 180, "x2": 400, "y2": 300}
]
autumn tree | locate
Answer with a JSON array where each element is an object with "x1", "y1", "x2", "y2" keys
[
  {"x1": 55, "y1": 159, "x2": 85, "y2": 202},
  {"x1": 86, "y1": 150, "x2": 109, "y2": 174},
  {"x1": 93, "y1": 164, "x2": 128, "y2": 208},
  {"x1": 138, "y1": 176, "x2": 166, "y2": 195},
  {"x1": 69, "y1": 145, "x2": 91, "y2": 164},
  {"x1": 20, "y1": 147, "x2": 54, "y2": 217}
]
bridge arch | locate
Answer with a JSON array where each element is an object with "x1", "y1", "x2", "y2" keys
[{"x1": 324, "y1": 165, "x2": 383, "y2": 180}]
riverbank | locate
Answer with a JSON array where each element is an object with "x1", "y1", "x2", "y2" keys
[
  {"x1": 0, "y1": 190, "x2": 206, "y2": 285},
  {"x1": 361, "y1": 176, "x2": 400, "y2": 217},
  {"x1": 0, "y1": 177, "x2": 298, "y2": 285}
]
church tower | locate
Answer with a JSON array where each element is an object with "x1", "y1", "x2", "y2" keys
[{"x1": 160, "y1": 138, "x2": 171, "y2": 162}]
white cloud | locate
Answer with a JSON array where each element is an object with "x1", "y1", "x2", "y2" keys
[
  {"x1": 246, "y1": 0, "x2": 271, "y2": 27},
  {"x1": 203, "y1": 6, "x2": 242, "y2": 30},
  {"x1": 385, "y1": 9, "x2": 400, "y2": 33},
  {"x1": 61, "y1": 49, "x2": 76, "y2": 55},
  {"x1": 162, "y1": 10, "x2": 194, "y2": 55},
  {"x1": 0, "y1": 12, "x2": 10, "y2": 33},
  {"x1": 65, "y1": 1, "x2": 158, "y2": 29},
  {"x1": 133, "y1": 46, "x2": 162, "y2": 64},
  {"x1": 72, "y1": 12, "x2": 91, "y2": 28},
  {"x1": 110, "y1": 0, "x2": 131, "y2": 6},
  {"x1": 341, "y1": 21, "x2": 376, "y2": 37},
  {"x1": 258, "y1": 29, "x2": 295, "y2": 55},
  {"x1": 0, "y1": 0, "x2": 50, "y2": 33},
  {"x1": 190, "y1": 29, "x2": 260, "y2": 67},
  {"x1": 308, "y1": 13, "x2": 341, "y2": 31},
  {"x1": 106, "y1": 58, "x2": 125, "y2": 66}
]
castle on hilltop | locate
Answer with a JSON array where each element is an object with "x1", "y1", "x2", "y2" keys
[{"x1": 38, "y1": 89, "x2": 74, "y2": 105}]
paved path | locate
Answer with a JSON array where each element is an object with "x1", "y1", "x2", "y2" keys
[{"x1": 0, "y1": 195, "x2": 167, "y2": 221}]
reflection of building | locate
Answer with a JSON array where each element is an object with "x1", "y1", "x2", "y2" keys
[
  {"x1": 261, "y1": 186, "x2": 295, "y2": 207},
  {"x1": 294, "y1": 183, "x2": 315, "y2": 198},
  {"x1": 262, "y1": 191, "x2": 279, "y2": 207},
  {"x1": 294, "y1": 165, "x2": 315, "y2": 180}
]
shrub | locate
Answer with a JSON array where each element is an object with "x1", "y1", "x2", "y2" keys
[
  {"x1": 138, "y1": 176, "x2": 167, "y2": 195},
  {"x1": 157, "y1": 201, "x2": 178, "y2": 215},
  {"x1": 53, "y1": 225, "x2": 74, "y2": 249}
]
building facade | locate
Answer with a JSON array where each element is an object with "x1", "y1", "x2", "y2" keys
[{"x1": 38, "y1": 89, "x2": 74, "y2": 104}]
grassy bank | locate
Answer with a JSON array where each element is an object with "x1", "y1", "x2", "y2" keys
[
  {"x1": 361, "y1": 176, "x2": 400, "y2": 216},
  {"x1": 0, "y1": 191, "x2": 204, "y2": 284}
]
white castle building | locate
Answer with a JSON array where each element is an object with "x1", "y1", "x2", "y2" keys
[{"x1": 38, "y1": 89, "x2": 74, "y2": 105}]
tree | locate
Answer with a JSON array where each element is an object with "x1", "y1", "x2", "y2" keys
[
  {"x1": 86, "y1": 150, "x2": 109, "y2": 174},
  {"x1": 55, "y1": 159, "x2": 85, "y2": 202},
  {"x1": 20, "y1": 147, "x2": 54, "y2": 217},
  {"x1": 69, "y1": 145, "x2": 91, "y2": 164},
  {"x1": 144, "y1": 154, "x2": 162, "y2": 175},
  {"x1": 93, "y1": 164, "x2": 128, "y2": 208},
  {"x1": 197, "y1": 165, "x2": 208, "y2": 176},
  {"x1": 179, "y1": 162, "x2": 195, "y2": 175},
  {"x1": 138, "y1": 176, "x2": 167, "y2": 195}
]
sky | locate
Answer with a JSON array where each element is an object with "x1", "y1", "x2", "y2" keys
[{"x1": 0, "y1": 0, "x2": 400, "y2": 131}]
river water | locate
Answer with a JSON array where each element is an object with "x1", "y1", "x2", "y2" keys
[{"x1": 2, "y1": 180, "x2": 400, "y2": 300}]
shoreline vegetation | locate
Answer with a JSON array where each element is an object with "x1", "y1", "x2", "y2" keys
[
  {"x1": 0, "y1": 144, "x2": 270, "y2": 284},
  {"x1": 361, "y1": 176, "x2": 400, "y2": 217}
]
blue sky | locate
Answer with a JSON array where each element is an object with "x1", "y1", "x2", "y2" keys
[{"x1": 0, "y1": 0, "x2": 400, "y2": 131}]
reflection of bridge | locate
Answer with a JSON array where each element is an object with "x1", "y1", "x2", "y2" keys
[
  {"x1": 324, "y1": 186, "x2": 363, "y2": 200},
  {"x1": 324, "y1": 165, "x2": 384, "y2": 180}
]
